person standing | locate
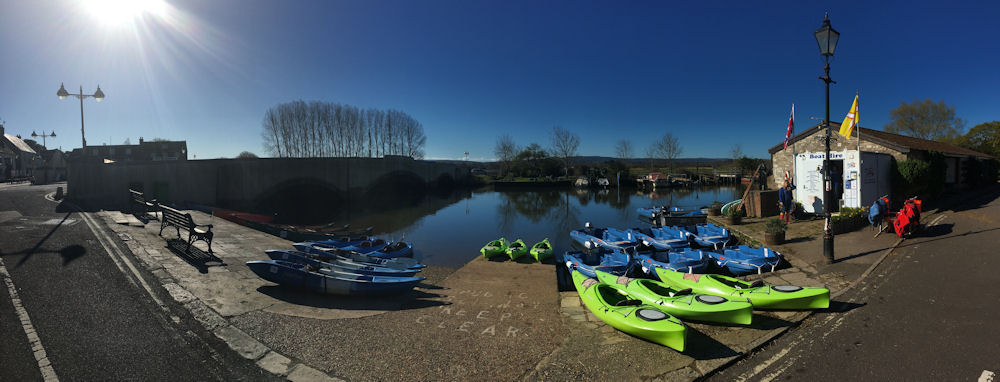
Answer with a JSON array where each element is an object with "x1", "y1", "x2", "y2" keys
[{"x1": 778, "y1": 180, "x2": 796, "y2": 224}]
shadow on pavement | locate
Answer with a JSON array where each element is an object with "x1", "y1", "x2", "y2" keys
[
  {"x1": 9, "y1": 212, "x2": 78, "y2": 268},
  {"x1": 818, "y1": 301, "x2": 866, "y2": 314},
  {"x1": 919, "y1": 223, "x2": 953, "y2": 238},
  {"x1": 164, "y1": 239, "x2": 225, "y2": 274},
  {"x1": 942, "y1": 184, "x2": 1000, "y2": 213},
  {"x1": 256, "y1": 285, "x2": 450, "y2": 311},
  {"x1": 783, "y1": 235, "x2": 817, "y2": 245},
  {"x1": 833, "y1": 245, "x2": 894, "y2": 263},
  {"x1": 2, "y1": 244, "x2": 88, "y2": 267},
  {"x1": 894, "y1": 227, "x2": 1000, "y2": 250},
  {"x1": 684, "y1": 326, "x2": 739, "y2": 360}
]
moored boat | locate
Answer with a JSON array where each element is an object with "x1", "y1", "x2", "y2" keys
[
  {"x1": 246, "y1": 260, "x2": 424, "y2": 296},
  {"x1": 563, "y1": 250, "x2": 629, "y2": 278},
  {"x1": 635, "y1": 248, "x2": 711, "y2": 274},
  {"x1": 293, "y1": 242, "x2": 424, "y2": 270},
  {"x1": 709, "y1": 245, "x2": 783, "y2": 275},
  {"x1": 266, "y1": 249, "x2": 421, "y2": 277}
]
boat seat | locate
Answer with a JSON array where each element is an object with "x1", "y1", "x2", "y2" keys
[
  {"x1": 614, "y1": 299, "x2": 643, "y2": 307},
  {"x1": 671, "y1": 288, "x2": 693, "y2": 297},
  {"x1": 749, "y1": 280, "x2": 765, "y2": 288}
]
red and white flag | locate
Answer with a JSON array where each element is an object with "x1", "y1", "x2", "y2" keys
[{"x1": 783, "y1": 103, "x2": 795, "y2": 149}]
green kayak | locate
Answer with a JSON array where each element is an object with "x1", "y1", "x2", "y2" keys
[
  {"x1": 506, "y1": 239, "x2": 528, "y2": 260},
  {"x1": 655, "y1": 268, "x2": 830, "y2": 310},
  {"x1": 594, "y1": 270, "x2": 753, "y2": 325},
  {"x1": 530, "y1": 238, "x2": 553, "y2": 261},
  {"x1": 481, "y1": 237, "x2": 508, "y2": 258},
  {"x1": 571, "y1": 270, "x2": 686, "y2": 351}
]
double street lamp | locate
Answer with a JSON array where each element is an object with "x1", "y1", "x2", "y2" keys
[
  {"x1": 814, "y1": 13, "x2": 840, "y2": 263},
  {"x1": 31, "y1": 130, "x2": 56, "y2": 149},
  {"x1": 57, "y1": 83, "x2": 105, "y2": 148}
]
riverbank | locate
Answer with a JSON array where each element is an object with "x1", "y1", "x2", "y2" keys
[{"x1": 89, "y1": 206, "x2": 839, "y2": 381}]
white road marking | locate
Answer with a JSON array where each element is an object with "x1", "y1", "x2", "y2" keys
[
  {"x1": 980, "y1": 370, "x2": 995, "y2": 382},
  {"x1": 78, "y1": 211, "x2": 169, "y2": 312},
  {"x1": 1, "y1": 256, "x2": 60, "y2": 381},
  {"x1": 928, "y1": 214, "x2": 946, "y2": 227}
]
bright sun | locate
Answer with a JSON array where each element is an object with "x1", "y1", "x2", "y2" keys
[{"x1": 82, "y1": 0, "x2": 167, "y2": 26}]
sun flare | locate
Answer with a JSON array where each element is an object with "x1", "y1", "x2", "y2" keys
[{"x1": 82, "y1": 0, "x2": 167, "y2": 26}]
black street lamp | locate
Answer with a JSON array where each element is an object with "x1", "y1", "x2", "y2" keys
[
  {"x1": 57, "y1": 83, "x2": 105, "y2": 149},
  {"x1": 814, "y1": 13, "x2": 840, "y2": 263},
  {"x1": 31, "y1": 130, "x2": 56, "y2": 149}
]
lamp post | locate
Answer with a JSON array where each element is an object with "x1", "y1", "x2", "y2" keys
[
  {"x1": 814, "y1": 13, "x2": 840, "y2": 264},
  {"x1": 57, "y1": 83, "x2": 105, "y2": 148},
  {"x1": 31, "y1": 131, "x2": 56, "y2": 149}
]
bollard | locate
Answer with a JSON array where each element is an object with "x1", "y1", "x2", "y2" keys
[{"x1": 55, "y1": 187, "x2": 64, "y2": 200}]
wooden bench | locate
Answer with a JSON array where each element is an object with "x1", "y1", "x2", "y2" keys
[
  {"x1": 159, "y1": 205, "x2": 214, "y2": 253},
  {"x1": 129, "y1": 189, "x2": 159, "y2": 215}
]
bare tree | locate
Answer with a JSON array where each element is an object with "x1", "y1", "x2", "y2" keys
[
  {"x1": 730, "y1": 143, "x2": 743, "y2": 161},
  {"x1": 615, "y1": 140, "x2": 633, "y2": 160},
  {"x1": 236, "y1": 151, "x2": 258, "y2": 159},
  {"x1": 549, "y1": 126, "x2": 580, "y2": 177},
  {"x1": 652, "y1": 132, "x2": 682, "y2": 174},
  {"x1": 494, "y1": 134, "x2": 518, "y2": 177},
  {"x1": 260, "y1": 101, "x2": 426, "y2": 159}
]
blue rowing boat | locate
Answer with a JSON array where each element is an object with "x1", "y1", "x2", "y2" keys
[
  {"x1": 265, "y1": 249, "x2": 421, "y2": 277},
  {"x1": 635, "y1": 248, "x2": 712, "y2": 275},
  {"x1": 569, "y1": 225, "x2": 644, "y2": 253},
  {"x1": 563, "y1": 250, "x2": 630, "y2": 278},
  {"x1": 246, "y1": 260, "x2": 424, "y2": 296},
  {"x1": 645, "y1": 226, "x2": 694, "y2": 250},
  {"x1": 709, "y1": 245, "x2": 783, "y2": 275},
  {"x1": 292, "y1": 242, "x2": 424, "y2": 270},
  {"x1": 691, "y1": 223, "x2": 731, "y2": 249}
]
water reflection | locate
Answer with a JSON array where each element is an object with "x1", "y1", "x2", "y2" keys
[{"x1": 369, "y1": 186, "x2": 741, "y2": 268}]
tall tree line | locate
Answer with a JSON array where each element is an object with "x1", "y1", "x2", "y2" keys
[{"x1": 261, "y1": 100, "x2": 426, "y2": 159}]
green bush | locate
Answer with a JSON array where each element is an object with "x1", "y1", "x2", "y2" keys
[
  {"x1": 896, "y1": 155, "x2": 945, "y2": 198},
  {"x1": 764, "y1": 218, "x2": 786, "y2": 234},
  {"x1": 724, "y1": 206, "x2": 745, "y2": 217}
]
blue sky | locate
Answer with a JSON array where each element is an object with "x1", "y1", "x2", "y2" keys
[{"x1": 1, "y1": 0, "x2": 997, "y2": 160}]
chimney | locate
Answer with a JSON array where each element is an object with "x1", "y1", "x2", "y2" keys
[
  {"x1": 139, "y1": 137, "x2": 144, "y2": 144},
  {"x1": 0, "y1": 123, "x2": 4, "y2": 136}
]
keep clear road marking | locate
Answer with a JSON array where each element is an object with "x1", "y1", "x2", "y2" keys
[
  {"x1": 980, "y1": 370, "x2": 995, "y2": 382},
  {"x1": 0, "y1": 256, "x2": 60, "y2": 381}
]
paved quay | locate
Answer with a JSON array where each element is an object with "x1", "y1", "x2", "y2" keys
[{"x1": 90, "y1": 200, "x2": 921, "y2": 381}]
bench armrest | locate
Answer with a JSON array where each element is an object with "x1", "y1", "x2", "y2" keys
[{"x1": 196, "y1": 224, "x2": 214, "y2": 229}]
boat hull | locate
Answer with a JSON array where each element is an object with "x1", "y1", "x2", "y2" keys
[
  {"x1": 595, "y1": 270, "x2": 753, "y2": 325},
  {"x1": 654, "y1": 268, "x2": 830, "y2": 310},
  {"x1": 572, "y1": 270, "x2": 686, "y2": 351}
]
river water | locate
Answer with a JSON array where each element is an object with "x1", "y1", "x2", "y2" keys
[{"x1": 349, "y1": 186, "x2": 741, "y2": 268}]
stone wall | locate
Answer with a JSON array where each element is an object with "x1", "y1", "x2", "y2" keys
[{"x1": 67, "y1": 157, "x2": 472, "y2": 210}]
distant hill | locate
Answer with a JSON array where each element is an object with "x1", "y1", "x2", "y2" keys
[{"x1": 430, "y1": 156, "x2": 738, "y2": 167}]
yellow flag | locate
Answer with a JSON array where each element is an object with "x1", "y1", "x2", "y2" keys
[{"x1": 838, "y1": 95, "x2": 859, "y2": 137}]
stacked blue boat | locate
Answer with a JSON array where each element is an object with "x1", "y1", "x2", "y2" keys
[
  {"x1": 246, "y1": 236, "x2": 426, "y2": 296},
  {"x1": 568, "y1": 221, "x2": 784, "y2": 276}
]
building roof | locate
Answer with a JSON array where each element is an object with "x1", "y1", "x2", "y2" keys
[
  {"x1": 3, "y1": 133, "x2": 37, "y2": 154},
  {"x1": 768, "y1": 122, "x2": 993, "y2": 159}
]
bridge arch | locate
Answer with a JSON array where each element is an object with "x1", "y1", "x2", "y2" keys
[{"x1": 253, "y1": 177, "x2": 346, "y2": 224}]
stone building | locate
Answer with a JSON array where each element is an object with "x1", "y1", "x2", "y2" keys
[
  {"x1": 0, "y1": 124, "x2": 40, "y2": 180},
  {"x1": 69, "y1": 137, "x2": 188, "y2": 163},
  {"x1": 768, "y1": 121, "x2": 992, "y2": 213}
]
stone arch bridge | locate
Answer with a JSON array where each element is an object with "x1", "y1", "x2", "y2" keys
[{"x1": 67, "y1": 156, "x2": 472, "y2": 214}]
